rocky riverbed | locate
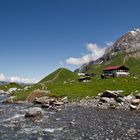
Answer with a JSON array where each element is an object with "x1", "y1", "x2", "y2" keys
[{"x1": 0, "y1": 93, "x2": 140, "y2": 140}]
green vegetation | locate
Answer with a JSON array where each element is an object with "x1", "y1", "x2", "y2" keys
[
  {"x1": 85, "y1": 52, "x2": 140, "y2": 78},
  {"x1": 0, "y1": 82, "x2": 23, "y2": 91},
  {"x1": 2, "y1": 54, "x2": 140, "y2": 101},
  {"x1": 47, "y1": 77, "x2": 140, "y2": 100},
  {"x1": 39, "y1": 68, "x2": 78, "y2": 83}
]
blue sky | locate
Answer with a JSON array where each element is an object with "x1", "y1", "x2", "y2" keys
[{"x1": 0, "y1": 0, "x2": 140, "y2": 82}]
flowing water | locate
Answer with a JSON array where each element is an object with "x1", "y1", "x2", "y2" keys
[{"x1": 0, "y1": 94, "x2": 140, "y2": 140}]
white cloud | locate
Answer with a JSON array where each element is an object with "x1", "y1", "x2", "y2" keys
[
  {"x1": 0, "y1": 73, "x2": 38, "y2": 84},
  {"x1": 0, "y1": 73, "x2": 6, "y2": 81},
  {"x1": 66, "y1": 43, "x2": 106, "y2": 65},
  {"x1": 9, "y1": 76, "x2": 38, "y2": 84}
]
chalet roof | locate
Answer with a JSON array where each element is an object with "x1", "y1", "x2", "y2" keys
[{"x1": 104, "y1": 66, "x2": 129, "y2": 71}]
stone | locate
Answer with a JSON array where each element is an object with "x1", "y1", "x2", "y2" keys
[
  {"x1": 42, "y1": 103, "x2": 50, "y2": 108},
  {"x1": 115, "y1": 97, "x2": 125, "y2": 103},
  {"x1": 61, "y1": 96, "x2": 68, "y2": 103},
  {"x1": 100, "y1": 97, "x2": 111, "y2": 103},
  {"x1": 100, "y1": 90, "x2": 120, "y2": 98},
  {"x1": 53, "y1": 101, "x2": 64, "y2": 106},
  {"x1": 35, "y1": 96, "x2": 49, "y2": 104},
  {"x1": 131, "y1": 99, "x2": 140, "y2": 106},
  {"x1": 15, "y1": 101, "x2": 29, "y2": 104},
  {"x1": 49, "y1": 98, "x2": 56, "y2": 105},
  {"x1": 124, "y1": 95, "x2": 136, "y2": 102},
  {"x1": 0, "y1": 90, "x2": 5, "y2": 94},
  {"x1": 8, "y1": 88, "x2": 17, "y2": 94},
  {"x1": 109, "y1": 104, "x2": 116, "y2": 109},
  {"x1": 129, "y1": 105, "x2": 137, "y2": 110},
  {"x1": 3, "y1": 96, "x2": 16, "y2": 104},
  {"x1": 135, "y1": 93, "x2": 140, "y2": 99},
  {"x1": 25, "y1": 107, "x2": 43, "y2": 118}
]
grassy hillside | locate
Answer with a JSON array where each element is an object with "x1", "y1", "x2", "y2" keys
[
  {"x1": 47, "y1": 77, "x2": 140, "y2": 100},
  {"x1": 39, "y1": 68, "x2": 78, "y2": 83},
  {"x1": 85, "y1": 52, "x2": 140, "y2": 78},
  {"x1": 10, "y1": 55, "x2": 140, "y2": 101},
  {"x1": 12, "y1": 68, "x2": 78, "y2": 100}
]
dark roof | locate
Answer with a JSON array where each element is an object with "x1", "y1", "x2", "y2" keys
[
  {"x1": 104, "y1": 66, "x2": 129, "y2": 71},
  {"x1": 79, "y1": 76, "x2": 91, "y2": 80}
]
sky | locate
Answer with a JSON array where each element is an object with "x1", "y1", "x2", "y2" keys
[{"x1": 0, "y1": 0, "x2": 140, "y2": 83}]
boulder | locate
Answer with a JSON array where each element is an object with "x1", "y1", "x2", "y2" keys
[
  {"x1": 135, "y1": 93, "x2": 140, "y2": 99},
  {"x1": 35, "y1": 96, "x2": 50, "y2": 104},
  {"x1": 124, "y1": 95, "x2": 136, "y2": 102},
  {"x1": 0, "y1": 90, "x2": 5, "y2": 94},
  {"x1": 25, "y1": 107, "x2": 43, "y2": 118},
  {"x1": 42, "y1": 103, "x2": 50, "y2": 108},
  {"x1": 61, "y1": 96, "x2": 68, "y2": 103},
  {"x1": 53, "y1": 101, "x2": 64, "y2": 106},
  {"x1": 115, "y1": 97, "x2": 125, "y2": 103},
  {"x1": 100, "y1": 90, "x2": 120, "y2": 98},
  {"x1": 100, "y1": 97, "x2": 111, "y2": 103},
  {"x1": 15, "y1": 101, "x2": 29, "y2": 104},
  {"x1": 49, "y1": 98, "x2": 56, "y2": 105},
  {"x1": 8, "y1": 88, "x2": 17, "y2": 94},
  {"x1": 131, "y1": 99, "x2": 140, "y2": 106},
  {"x1": 3, "y1": 96, "x2": 15, "y2": 104},
  {"x1": 129, "y1": 105, "x2": 137, "y2": 110}
]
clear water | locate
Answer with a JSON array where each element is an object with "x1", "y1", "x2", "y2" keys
[{"x1": 0, "y1": 94, "x2": 140, "y2": 140}]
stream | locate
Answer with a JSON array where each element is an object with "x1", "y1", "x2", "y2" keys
[{"x1": 0, "y1": 94, "x2": 140, "y2": 140}]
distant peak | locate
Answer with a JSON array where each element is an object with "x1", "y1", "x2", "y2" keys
[{"x1": 129, "y1": 28, "x2": 140, "y2": 36}]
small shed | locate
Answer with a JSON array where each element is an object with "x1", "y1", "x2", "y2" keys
[
  {"x1": 79, "y1": 76, "x2": 91, "y2": 82},
  {"x1": 101, "y1": 66, "x2": 129, "y2": 78}
]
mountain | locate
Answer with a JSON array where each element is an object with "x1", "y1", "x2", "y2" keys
[
  {"x1": 0, "y1": 81, "x2": 9, "y2": 86},
  {"x1": 39, "y1": 68, "x2": 78, "y2": 84},
  {"x1": 76, "y1": 28, "x2": 140, "y2": 76}
]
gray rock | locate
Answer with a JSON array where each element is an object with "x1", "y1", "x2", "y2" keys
[
  {"x1": 42, "y1": 103, "x2": 50, "y2": 108},
  {"x1": 135, "y1": 93, "x2": 140, "y2": 99},
  {"x1": 53, "y1": 101, "x2": 64, "y2": 106},
  {"x1": 129, "y1": 105, "x2": 137, "y2": 110},
  {"x1": 0, "y1": 90, "x2": 5, "y2": 94},
  {"x1": 25, "y1": 107, "x2": 43, "y2": 118},
  {"x1": 8, "y1": 88, "x2": 17, "y2": 94},
  {"x1": 3, "y1": 96, "x2": 16, "y2": 104},
  {"x1": 100, "y1": 97, "x2": 111, "y2": 103},
  {"x1": 131, "y1": 99, "x2": 140, "y2": 106},
  {"x1": 35, "y1": 96, "x2": 50, "y2": 104},
  {"x1": 115, "y1": 97, "x2": 125, "y2": 103},
  {"x1": 100, "y1": 90, "x2": 120, "y2": 98},
  {"x1": 61, "y1": 96, "x2": 68, "y2": 103},
  {"x1": 124, "y1": 95, "x2": 136, "y2": 102}
]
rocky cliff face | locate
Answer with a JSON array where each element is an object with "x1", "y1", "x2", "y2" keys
[
  {"x1": 103, "y1": 28, "x2": 140, "y2": 61},
  {"x1": 77, "y1": 28, "x2": 140, "y2": 72}
]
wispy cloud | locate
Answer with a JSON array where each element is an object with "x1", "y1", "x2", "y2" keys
[
  {"x1": 66, "y1": 43, "x2": 107, "y2": 65},
  {"x1": 0, "y1": 73, "x2": 38, "y2": 83}
]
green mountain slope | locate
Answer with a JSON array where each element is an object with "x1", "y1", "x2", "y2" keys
[
  {"x1": 39, "y1": 68, "x2": 78, "y2": 83},
  {"x1": 84, "y1": 52, "x2": 140, "y2": 77}
]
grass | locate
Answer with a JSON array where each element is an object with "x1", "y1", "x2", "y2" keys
[
  {"x1": 47, "y1": 77, "x2": 140, "y2": 100},
  {"x1": 6, "y1": 76, "x2": 140, "y2": 101},
  {"x1": 2, "y1": 53, "x2": 140, "y2": 101},
  {"x1": 39, "y1": 68, "x2": 78, "y2": 83},
  {"x1": 0, "y1": 82, "x2": 23, "y2": 91}
]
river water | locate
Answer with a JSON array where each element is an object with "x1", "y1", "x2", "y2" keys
[{"x1": 0, "y1": 94, "x2": 140, "y2": 140}]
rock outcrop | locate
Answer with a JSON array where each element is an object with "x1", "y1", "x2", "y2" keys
[{"x1": 25, "y1": 107, "x2": 43, "y2": 119}]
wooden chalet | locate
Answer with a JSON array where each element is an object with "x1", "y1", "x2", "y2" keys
[{"x1": 101, "y1": 66, "x2": 129, "y2": 79}]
